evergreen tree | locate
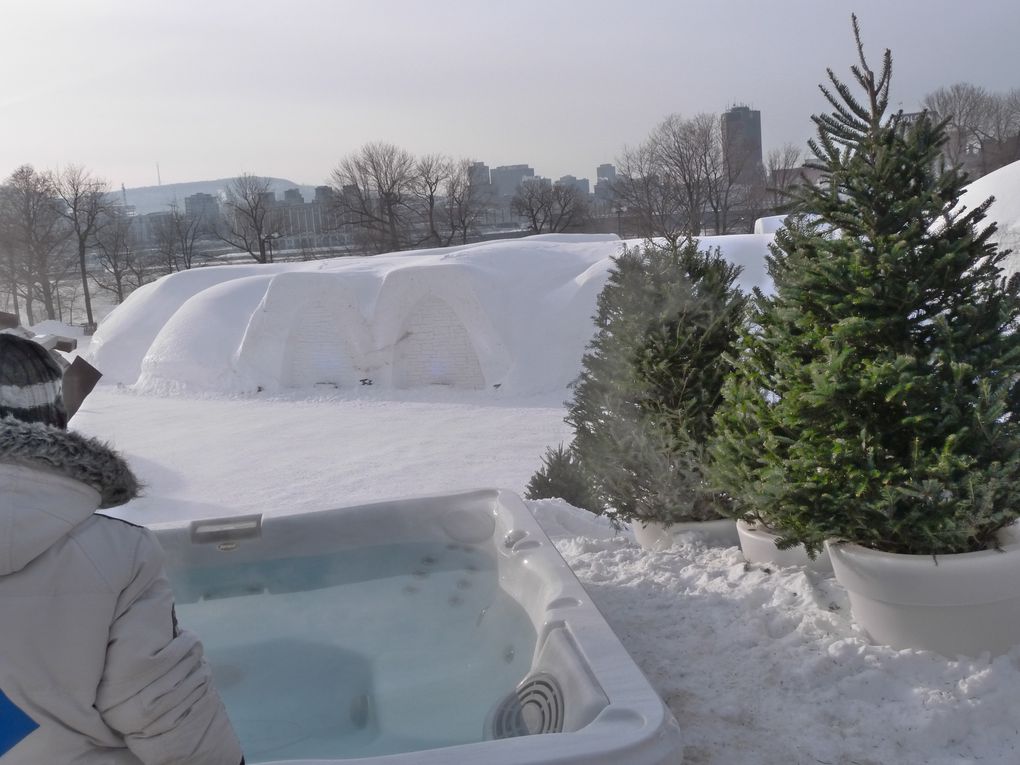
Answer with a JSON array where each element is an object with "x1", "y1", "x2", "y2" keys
[
  {"x1": 561, "y1": 237, "x2": 746, "y2": 525},
  {"x1": 524, "y1": 443, "x2": 600, "y2": 512},
  {"x1": 709, "y1": 17, "x2": 1020, "y2": 557}
]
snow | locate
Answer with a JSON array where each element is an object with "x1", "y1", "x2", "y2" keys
[
  {"x1": 753, "y1": 215, "x2": 787, "y2": 234},
  {"x1": 83, "y1": 234, "x2": 772, "y2": 395},
  {"x1": 67, "y1": 232, "x2": 1020, "y2": 763},
  {"x1": 30, "y1": 319, "x2": 86, "y2": 338},
  {"x1": 948, "y1": 159, "x2": 1020, "y2": 278},
  {"x1": 962, "y1": 159, "x2": 1020, "y2": 240}
]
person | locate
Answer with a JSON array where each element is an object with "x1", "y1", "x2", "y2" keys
[{"x1": 0, "y1": 334, "x2": 243, "y2": 764}]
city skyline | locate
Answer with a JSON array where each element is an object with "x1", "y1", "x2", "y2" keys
[{"x1": 3, "y1": 0, "x2": 1019, "y2": 190}]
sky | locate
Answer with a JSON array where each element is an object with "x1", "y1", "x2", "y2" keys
[{"x1": 2, "y1": 0, "x2": 1019, "y2": 190}]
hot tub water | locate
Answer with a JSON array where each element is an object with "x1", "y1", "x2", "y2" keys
[{"x1": 170, "y1": 541, "x2": 536, "y2": 762}]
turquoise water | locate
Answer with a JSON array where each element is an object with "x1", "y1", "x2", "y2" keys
[{"x1": 170, "y1": 541, "x2": 536, "y2": 762}]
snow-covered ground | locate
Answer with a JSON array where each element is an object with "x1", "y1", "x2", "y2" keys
[
  {"x1": 57, "y1": 223, "x2": 1020, "y2": 764},
  {"x1": 71, "y1": 385, "x2": 1020, "y2": 765}
]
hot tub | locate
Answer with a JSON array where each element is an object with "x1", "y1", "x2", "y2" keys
[{"x1": 153, "y1": 489, "x2": 682, "y2": 764}]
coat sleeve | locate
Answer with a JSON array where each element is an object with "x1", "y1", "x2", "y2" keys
[{"x1": 94, "y1": 527, "x2": 243, "y2": 765}]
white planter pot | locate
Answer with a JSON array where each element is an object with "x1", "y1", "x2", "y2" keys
[
  {"x1": 632, "y1": 518, "x2": 738, "y2": 551},
  {"x1": 736, "y1": 520, "x2": 832, "y2": 572},
  {"x1": 826, "y1": 525, "x2": 1020, "y2": 657}
]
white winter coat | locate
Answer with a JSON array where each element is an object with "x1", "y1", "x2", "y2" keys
[{"x1": 0, "y1": 418, "x2": 242, "y2": 764}]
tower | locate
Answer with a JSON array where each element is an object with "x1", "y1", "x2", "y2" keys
[{"x1": 721, "y1": 106, "x2": 764, "y2": 187}]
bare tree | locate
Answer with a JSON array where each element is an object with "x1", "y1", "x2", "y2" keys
[
  {"x1": 55, "y1": 278, "x2": 80, "y2": 326},
  {"x1": 511, "y1": 179, "x2": 590, "y2": 233},
  {"x1": 615, "y1": 126, "x2": 699, "y2": 242},
  {"x1": 443, "y1": 159, "x2": 486, "y2": 244},
  {"x1": 548, "y1": 183, "x2": 591, "y2": 232},
  {"x1": 331, "y1": 142, "x2": 417, "y2": 254},
  {"x1": 93, "y1": 208, "x2": 148, "y2": 303},
  {"x1": 511, "y1": 180, "x2": 550, "y2": 233},
  {"x1": 654, "y1": 113, "x2": 716, "y2": 235},
  {"x1": 0, "y1": 166, "x2": 74, "y2": 323},
  {"x1": 922, "y1": 83, "x2": 990, "y2": 168},
  {"x1": 153, "y1": 211, "x2": 179, "y2": 273},
  {"x1": 0, "y1": 185, "x2": 26, "y2": 319},
  {"x1": 156, "y1": 202, "x2": 204, "y2": 272},
  {"x1": 764, "y1": 143, "x2": 804, "y2": 212},
  {"x1": 52, "y1": 165, "x2": 110, "y2": 327},
  {"x1": 217, "y1": 173, "x2": 286, "y2": 263},
  {"x1": 923, "y1": 83, "x2": 1020, "y2": 176},
  {"x1": 411, "y1": 153, "x2": 455, "y2": 247},
  {"x1": 979, "y1": 87, "x2": 1020, "y2": 172},
  {"x1": 613, "y1": 113, "x2": 724, "y2": 244},
  {"x1": 614, "y1": 142, "x2": 685, "y2": 246}
]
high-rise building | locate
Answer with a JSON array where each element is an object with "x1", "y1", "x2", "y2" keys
[
  {"x1": 468, "y1": 162, "x2": 491, "y2": 187},
  {"x1": 595, "y1": 163, "x2": 617, "y2": 204},
  {"x1": 468, "y1": 162, "x2": 494, "y2": 205},
  {"x1": 557, "y1": 175, "x2": 590, "y2": 196},
  {"x1": 596, "y1": 164, "x2": 616, "y2": 183},
  {"x1": 490, "y1": 165, "x2": 535, "y2": 199},
  {"x1": 184, "y1": 192, "x2": 219, "y2": 223},
  {"x1": 283, "y1": 188, "x2": 305, "y2": 205},
  {"x1": 721, "y1": 106, "x2": 764, "y2": 186}
]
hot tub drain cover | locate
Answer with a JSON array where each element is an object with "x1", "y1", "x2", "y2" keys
[{"x1": 491, "y1": 673, "x2": 564, "y2": 738}]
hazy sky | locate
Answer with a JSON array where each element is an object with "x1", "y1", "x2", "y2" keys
[{"x1": 2, "y1": 0, "x2": 1018, "y2": 189}]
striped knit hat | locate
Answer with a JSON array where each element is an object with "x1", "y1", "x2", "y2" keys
[{"x1": 0, "y1": 333, "x2": 67, "y2": 430}]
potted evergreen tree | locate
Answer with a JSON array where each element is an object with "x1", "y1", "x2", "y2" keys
[
  {"x1": 709, "y1": 17, "x2": 1020, "y2": 655},
  {"x1": 554, "y1": 237, "x2": 745, "y2": 549}
]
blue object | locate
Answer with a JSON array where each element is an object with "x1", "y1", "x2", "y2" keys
[{"x1": 0, "y1": 689, "x2": 37, "y2": 757}]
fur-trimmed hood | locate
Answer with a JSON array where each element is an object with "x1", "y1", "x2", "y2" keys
[
  {"x1": 0, "y1": 416, "x2": 139, "y2": 508},
  {"x1": 0, "y1": 417, "x2": 141, "y2": 575}
]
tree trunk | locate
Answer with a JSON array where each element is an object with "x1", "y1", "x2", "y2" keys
[
  {"x1": 40, "y1": 282, "x2": 57, "y2": 320},
  {"x1": 78, "y1": 235, "x2": 94, "y2": 326},
  {"x1": 7, "y1": 262, "x2": 19, "y2": 322}
]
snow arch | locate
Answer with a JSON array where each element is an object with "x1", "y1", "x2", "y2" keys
[
  {"x1": 374, "y1": 265, "x2": 510, "y2": 390},
  {"x1": 281, "y1": 301, "x2": 361, "y2": 388},
  {"x1": 393, "y1": 295, "x2": 486, "y2": 389},
  {"x1": 234, "y1": 272, "x2": 373, "y2": 393}
]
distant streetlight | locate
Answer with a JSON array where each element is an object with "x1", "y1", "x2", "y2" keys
[{"x1": 261, "y1": 231, "x2": 282, "y2": 262}]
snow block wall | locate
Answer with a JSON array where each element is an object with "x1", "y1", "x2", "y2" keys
[
  {"x1": 282, "y1": 302, "x2": 361, "y2": 388},
  {"x1": 393, "y1": 296, "x2": 485, "y2": 389},
  {"x1": 373, "y1": 264, "x2": 510, "y2": 390}
]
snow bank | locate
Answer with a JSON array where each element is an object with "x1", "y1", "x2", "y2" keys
[
  {"x1": 959, "y1": 159, "x2": 1020, "y2": 275},
  {"x1": 753, "y1": 215, "x2": 787, "y2": 234},
  {"x1": 85, "y1": 234, "x2": 773, "y2": 395},
  {"x1": 87, "y1": 264, "x2": 295, "y2": 384},
  {"x1": 540, "y1": 498, "x2": 1020, "y2": 765},
  {"x1": 30, "y1": 319, "x2": 85, "y2": 338},
  {"x1": 139, "y1": 275, "x2": 277, "y2": 394},
  {"x1": 962, "y1": 159, "x2": 1020, "y2": 235}
]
